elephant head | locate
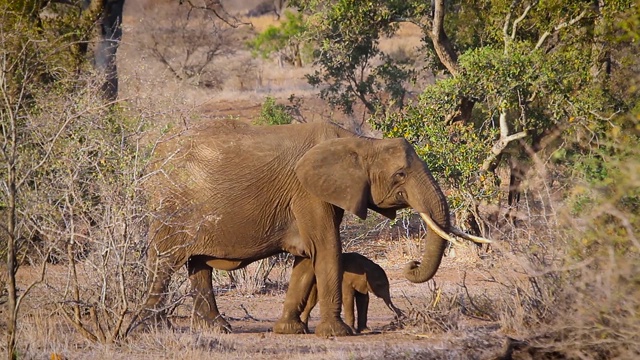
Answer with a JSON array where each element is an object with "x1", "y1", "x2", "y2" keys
[{"x1": 295, "y1": 136, "x2": 488, "y2": 283}]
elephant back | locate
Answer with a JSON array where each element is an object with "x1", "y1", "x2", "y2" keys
[
  {"x1": 143, "y1": 120, "x2": 358, "y2": 233},
  {"x1": 342, "y1": 252, "x2": 390, "y2": 295}
]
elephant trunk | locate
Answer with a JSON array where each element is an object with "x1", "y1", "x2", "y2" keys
[{"x1": 403, "y1": 172, "x2": 451, "y2": 284}]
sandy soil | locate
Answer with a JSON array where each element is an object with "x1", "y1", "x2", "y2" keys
[{"x1": 10, "y1": 246, "x2": 510, "y2": 359}]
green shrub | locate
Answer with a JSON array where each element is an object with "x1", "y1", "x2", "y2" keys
[
  {"x1": 247, "y1": 10, "x2": 312, "y2": 67},
  {"x1": 253, "y1": 96, "x2": 295, "y2": 126}
]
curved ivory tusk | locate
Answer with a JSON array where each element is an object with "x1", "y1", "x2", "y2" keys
[
  {"x1": 451, "y1": 227, "x2": 493, "y2": 244},
  {"x1": 419, "y1": 212, "x2": 493, "y2": 245},
  {"x1": 419, "y1": 213, "x2": 463, "y2": 246}
]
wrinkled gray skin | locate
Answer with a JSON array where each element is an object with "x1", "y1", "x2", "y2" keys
[
  {"x1": 299, "y1": 252, "x2": 403, "y2": 333},
  {"x1": 135, "y1": 120, "x2": 450, "y2": 337}
]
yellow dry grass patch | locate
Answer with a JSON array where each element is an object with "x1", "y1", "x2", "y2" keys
[{"x1": 244, "y1": 14, "x2": 283, "y2": 32}]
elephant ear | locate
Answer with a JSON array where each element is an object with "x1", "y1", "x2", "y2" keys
[{"x1": 295, "y1": 138, "x2": 370, "y2": 220}]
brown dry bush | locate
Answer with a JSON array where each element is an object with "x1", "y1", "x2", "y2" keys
[
  {"x1": 140, "y1": 2, "x2": 237, "y2": 89},
  {"x1": 14, "y1": 81, "x2": 152, "y2": 345},
  {"x1": 228, "y1": 254, "x2": 293, "y2": 295},
  {"x1": 361, "y1": 134, "x2": 638, "y2": 359},
  {"x1": 0, "y1": 72, "x2": 158, "y2": 360},
  {"x1": 469, "y1": 143, "x2": 640, "y2": 359}
]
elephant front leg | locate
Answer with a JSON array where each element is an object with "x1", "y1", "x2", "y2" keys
[
  {"x1": 274, "y1": 257, "x2": 314, "y2": 334},
  {"x1": 187, "y1": 258, "x2": 231, "y2": 333},
  {"x1": 288, "y1": 203, "x2": 351, "y2": 337}
]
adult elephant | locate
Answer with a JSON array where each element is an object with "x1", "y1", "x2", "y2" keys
[{"x1": 134, "y1": 119, "x2": 488, "y2": 337}]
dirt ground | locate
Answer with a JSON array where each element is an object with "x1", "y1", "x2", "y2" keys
[
  {"x1": 12, "y1": 242, "x2": 513, "y2": 360},
  {"x1": 187, "y1": 262, "x2": 506, "y2": 360}
]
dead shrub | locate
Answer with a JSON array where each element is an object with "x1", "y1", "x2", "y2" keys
[
  {"x1": 141, "y1": 2, "x2": 236, "y2": 89},
  {"x1": 228, "y1": 254, "x2": 292, "y2": 295},
  {"x1": 474, "y1": 146, "x2": 640, "y2": 359}
]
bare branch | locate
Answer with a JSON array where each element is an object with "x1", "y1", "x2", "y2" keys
[
  {"x1": 503, "y1": 0, "x2": 522, "y2": 50},
  {"x1": 15, "y1": 247, "x2": 51, "y2": 309},
  {"x1": 481, "y1": 109, "x2": 528, "y2": 171},
  {"x1": 109, "y1": 222, "x2": 131, "y2": 343},
  {"x1": 90, "y1": 301, "x2": 107, "y2": 343},
  {"x1": 499, "y1": 108, "x2": 510, "y2": 137},
  {"x1": 181, "y1": 0, "x2": 250, "y2": 28},
  {"x1": 511, "y1": 2, "x2": 538, "y2": 40},
  {"x1": 535, "y1": 8, "x2": 589, "y2": 50},
  {"x1": 429, "y1": 0, "x2": 459, "y2": 75},
  {"x1": 59, "y1": 305, "x2": 99, "y2": 342}
]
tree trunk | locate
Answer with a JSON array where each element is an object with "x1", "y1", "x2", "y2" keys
[
  {"x1": 589, "y1": 0, "x2": 611, "y2": 85},
  {"x1": 427, "y1": 0, "x2": 474, "y2": 123},
  {"x1": 507, "y1": 126, "x2": 563, "y2": 216},
  {"x1": 93, "y1": 0, "x2": 126, "y2": 101},
  {"x1": 507, "y1": 155, "x2": 526, "y2": 208},
  {"x1": 6, "y1": 141, "x2": 18, "y2": 360}
]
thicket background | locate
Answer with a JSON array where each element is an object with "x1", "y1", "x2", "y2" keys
[{"x1": 1, "y1": 0, "x2": 638, "y2": 359}]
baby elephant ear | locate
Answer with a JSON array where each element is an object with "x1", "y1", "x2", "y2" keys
[{"x1": 295, "y1": 138, "x2": 370, "y2": 220}]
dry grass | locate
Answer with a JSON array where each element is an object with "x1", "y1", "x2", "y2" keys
[{"x1": 245, "y1": 14, "x2": 283, "y2": 32}]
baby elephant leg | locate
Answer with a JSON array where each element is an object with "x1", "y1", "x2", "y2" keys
[
  {"x1": 300, "y1": 283, "x2": 318, "y2": 326},
  {"x1": 354, "y1": 292, "x2": 370, "y2": 333},
  {"x1": 342, "y1": 286, "x2": 357, "y2": 332}
]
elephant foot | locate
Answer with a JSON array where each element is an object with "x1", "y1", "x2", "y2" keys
[
  {"x1": 193, "y1": 315, "x2": 232, "y2": 334},
  {"x1": 128, "y1": 310, "x2": 172, "y2": 335},
  {"x1": 357, "y1": 327, "x2": 372, "y2": 334},
  {"x1": 273, "y1": 318, "x2": 308, "y2": 334},
  {"x1": 315, "y1": 318, "x2": 353, "y2": 337}
]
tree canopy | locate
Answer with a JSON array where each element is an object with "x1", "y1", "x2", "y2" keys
[{"x1": 291, "y1": 0, "x2": 640, "y2": 228}]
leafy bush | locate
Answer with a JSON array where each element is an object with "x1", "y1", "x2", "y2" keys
[
  {"x1": 253, "y1": 96, "x2": 295, "y2": 126},
  {"x1": 374, "y1": 80, "x2": 499, "y2": 211},
  {"x1": 247, "y1": 10, "x2": 311, "y2": 67}
]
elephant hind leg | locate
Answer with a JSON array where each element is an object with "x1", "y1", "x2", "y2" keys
[
  {"x1": 274, "y1": 256, "x2": 314, "y2": 334},
  {"x1": 300, "y1": 283, "x2": 318, "y2": 326},
  {"x1": 128, "y1": 245, "x2": 180, "y2": 334},
  {"x1": 187, "y1": 256, "x2": 231, "y2": 333},
  {"x1": 354, "y1": 292, "x2": 370, "y2": 333}
]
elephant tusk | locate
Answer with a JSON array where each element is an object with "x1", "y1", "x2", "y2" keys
[
  {"x1": 419, "y1": 213, "x2": 493, "y2": 245},
  {"x1": 419, "y1": 213, "x2": 463, "y2": 246},
  {"x1": 450, "y1": 227, "x2": 493, "y2": 244}
]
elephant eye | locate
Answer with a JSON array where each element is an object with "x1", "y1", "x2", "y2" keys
[{"x1": 394, "y1": 171, "x2": 406, "y2": 181}]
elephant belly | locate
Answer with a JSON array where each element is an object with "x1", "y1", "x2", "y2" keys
[
  {"x1": 186, "y1": 218, "x2": 295, "y2": 262},
  {"x1": 205, "y1": 258, "x2": 251, "y2": 271}
]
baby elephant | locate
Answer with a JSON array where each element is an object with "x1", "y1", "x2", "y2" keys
[{"x1": 300, "y1": 252, "x2": 403, "y2": 333}]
